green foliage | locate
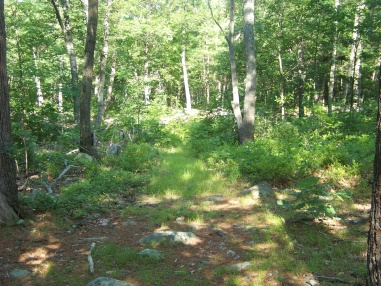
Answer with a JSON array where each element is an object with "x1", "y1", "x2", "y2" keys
[
  {"x1": 103, "y1": 143, "x2": 158, "y2": 172},
  {"x1": 186, "y1": 114, "x2": 238, "y2": 156},
  {"x1": 277, "y1": 177, "x2": 352, "y2": 218}
]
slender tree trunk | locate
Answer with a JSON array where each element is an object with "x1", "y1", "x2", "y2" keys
[
  {"x1": 344, "y1": 4, "x2": 363, "y2": 110},
  {"x1": 58, "y1": 55, "x2": 63, "y2": 113},
  {"x1": 328, "y1": 0, "x2": 340, "y2": 116},
  {"x1": 182, "y1": 48, "x2": 191, "y2": 112},
  {"x1": 241, "y1": 0, "x2": 256, "y2": 143},
  {"x1": 79, "y1": 0, "x2": 98, "y2": 157},
  {"x1": 278, "y1": 50, "x2": 285, "y2": 120},
  {"x1": 297, "y1": 41, "x2": 305, "y2": 118},
  {"x1": 51, "y1": 0, "x2": 80, "y2": 122},
  {"x1": 144, "y1": 38, "x2": 151, "y2": 105},
  {"x1": 95, "y1": 0, "x2": 111, "y2": 129},
  {"x1": 102, "y1": 55, "x2": 116, "y2": 118},
  {"x1": 32, "y1": 48, "x2": 43, "y2": 106},
  {"x1": 208, "y1": 0, "x2": 242, "y2": 126},
  {"x1": 0, "y1": 0, "x2": 21, "y2": 225},
  {"x1": 367, "y1": 54, "x2": 381, "y2": 286},
  {"x1": 355, "y1": 40, "x2": 363, "y2": 106}
]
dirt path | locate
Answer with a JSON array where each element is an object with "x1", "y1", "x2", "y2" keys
[{"x1": 0, "y1": 147, "x2": 368, "y2": 286}]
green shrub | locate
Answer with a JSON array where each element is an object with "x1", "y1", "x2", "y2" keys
[
  {"x1": 187, "y1": 114, "x2": 238, "y2": 156},
  {"x1": 103, "y1": 143, "x2": 158, "y2": 172}
]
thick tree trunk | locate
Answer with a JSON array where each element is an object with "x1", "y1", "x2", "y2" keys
[
  {"x1": 51, "y1": 0, "x2": 80, "y2": 122},
  {"x1": 95, "y1": 0, "x2": 111, "y2": 129},
  {"x1": 241, "y1": 0, "x2": 256, "y2": 143},
  {"x1": 367, "y1": 55, "x2": 381, "y2": 285},
  {"x1": 0, "y1": 0, "x2": 21, "y2": 225},
  {"x1": 79, "y1": 0, "x2": 98, "y2": 157}
]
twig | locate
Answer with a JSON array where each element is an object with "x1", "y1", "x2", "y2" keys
[{"x1": 88, "y1": 242, "x2": 96, "y2": 274}]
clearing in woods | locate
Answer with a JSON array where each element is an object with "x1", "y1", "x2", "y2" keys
[{"x1": 0, "y1": 146, "x2": 369, "y2": 285}]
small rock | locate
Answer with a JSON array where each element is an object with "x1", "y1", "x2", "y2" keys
[
  {"x1": 138, "y1": 249, "x2": 164, "y2": 260},
  {"x1": 139, "y1": 231, "x2": 199, "y2": 246},
  {"x1": 123, "y1": 219, "x2": 136, "y2": 226},
  {"x1": 9, "y1": 269, "x2": 31, "y2": 278},
  {"x1": 97, "y1": 218, "x2": 110, "y2": 226},
  {"x1": 242, "y1": 181, "x2": 274, "y2": 199},
  {"x1": 86, "y1": 276, "x2": 135, "y2": 286},
  {"x1": 228, "y1": 262, "x2": 253, "y2": 272},
  {"x1": 227, "y1": 250, "x2": 236, "y2": 257},
  {"x1": 175, "y1": 217, "x2": 185, "y2": 222}
]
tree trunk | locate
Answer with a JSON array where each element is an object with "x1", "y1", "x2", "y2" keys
[
  {"x1": 344, "y1": 3, "x2": 363, "y2": 111},
  {"x1": 296, "y1": 41, "x2": 305, "y2": 118},
  {"x1": 144, "y1": 38, "x2": 151, "y2": 105},
  {"x1": 0, "y1": 0, "x2": 21, "y2": 225},
  {"x1": 32, "y1": 47, "x2": 43, "y2": 106},
  {"x1": 328, "y1": 0, "x2": 340, "y2": 116},
  {"x1": 182, "y1": 48, "x2": 191, "y2": 113},
  {"x1": 102, "y1": 54, "x2": 116, "y2": 119},
  {"x1": 208, "y1": 0, "x2": 242, "y2": 126},
  {"x1": 95, "y1": 0, "x2": 111, "y2": 129},
  {"x1": 51, "y1": 0, "x2": 80, "y2": 123},
  {"x1": 367, "y1": 54, "x2": 381, "y2": 285},
  {"x1": 79, "y1": 0, "x2": 98, "y2": 157},
  {"x1": 241, "y1": 0, "x2": 256, "y2": 143},
  {"x1": 58, "y1": 55, "x2": 63, "y2": 113}
]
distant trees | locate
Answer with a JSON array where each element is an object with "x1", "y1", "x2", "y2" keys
[
  {"x1": 2, "y1": 0, "x2": 381, "y2": 143},
  {"x1": 0, "y1": 0, "x2": 21, "y2": 225}
]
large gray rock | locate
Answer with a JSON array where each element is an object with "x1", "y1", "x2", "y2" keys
[
  {"x1": 139, "y1": 230, "x2": 199, "y2": 246},
  {"x1": 86, "y1": 277, "x2": 134, "y2": 286},
  {"x1": 242, "y1": 181, "x2": 274, "y2": 199},
  {"x1": 107, "y1": 144, "x2": 122, "y2": 156},
  {"x1": 75, "y1": 152, "x2": 95, "y2": 165}
]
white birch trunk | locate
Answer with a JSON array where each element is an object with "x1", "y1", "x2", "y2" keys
[
  {"x1": 182, "y1": 49, "x2": 191, "y2": 113},
  {"x1": 32, "y1": 48, "x2": 43, "y2": 106}
]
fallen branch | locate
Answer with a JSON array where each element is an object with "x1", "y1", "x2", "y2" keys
[
  {"x1": 41, "y1": 164, "x2": 79, "y2": 193},
  {"x1": 66, "y1": 148, "x2": 79, "y2": 156},
  {"x1": 88, "y1": 242, "x2": 96, "y2": 274},
  {"x1": 41, "y1": 181, "x2": 53, "y2": 194},
  {"x1": 314, "y1": 275, "x2": 350, "y2": 284}
]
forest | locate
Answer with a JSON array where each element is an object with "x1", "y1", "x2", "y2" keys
[{"x1": 0, "y1": 0, "x2": 381, "y2": 285}]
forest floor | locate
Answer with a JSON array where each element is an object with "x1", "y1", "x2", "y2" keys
[{"x1": 0, "y1": 147, "x2": 370, "y2": 286}]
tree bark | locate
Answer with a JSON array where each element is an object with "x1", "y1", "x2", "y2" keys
[
  {"x1": 241, "y1": 0, "x2": 256, "y2": 143},
  {"x1": 367, "y1": 54, "x2": 381, "y2": 285},
  {"x1": 51, "y1": 0, "x2": 80, "y2": 123},
  {"x1": 102, "y1": 54, "x2": 116, "y2": 119},
  {"x1": 95, "y1": 0, "x2": 111, "y2": 129},
  {"x1": 328, "y1": 0, "x2": 340, "y2": 116},
  {"x1": 79, "y1": 0, "x2": 98, "y2": 157},
  {"x1": 0, "y1": 0, "x2": 21, "y2": 225},
  {"x1": 182, "y1": 48, "x2": 191, "y2": 113},
  {"x1": 208, "y1": 0, "x2": 242, "y2": 129}
]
